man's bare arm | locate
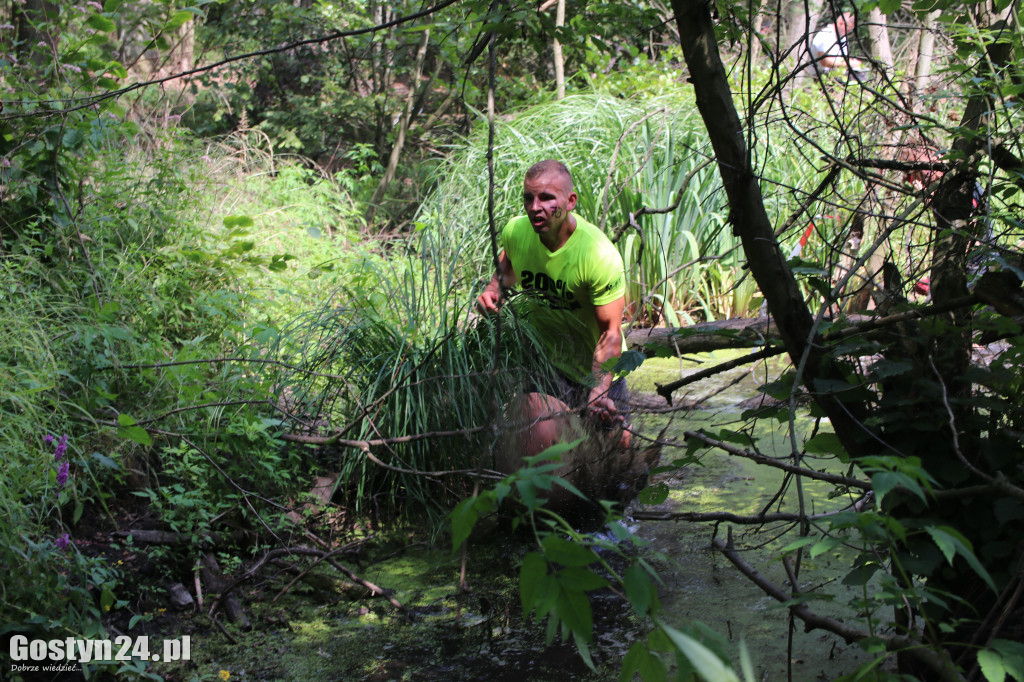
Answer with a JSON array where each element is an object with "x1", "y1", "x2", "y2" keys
[
  {"x1": 586, "y1": 296, "x2": 625, "y2": 423},
  {"x1": 476, "y1": 251, "x2": 515, "y2": 314}
]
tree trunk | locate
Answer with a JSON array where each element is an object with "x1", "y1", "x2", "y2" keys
[
  {"x1": 365, "y1": 29, "x2": 431, "y2": 226},
  {"x1": 864, "y1": 8, "x2": 893, "y2": 71},
  {"x1": 553, "y1": 0, "x2": 566, "y2": 99},
  {"x1": 668, "y1": 0, "x2": 868, "y2": 455},
  {"x1": 174, "y1": 17, "x2": 195, "y2": 74},
  {"x1": 913, "y1": 10, "x2": 940, "y2": 104},
  {"x1": 780, "y1": 0, "x2": 809, "y2": 65}
]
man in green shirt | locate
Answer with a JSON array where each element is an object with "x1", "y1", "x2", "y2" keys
[{"x1": 476, "y1": 160, "x2": 629, "y2": 457}]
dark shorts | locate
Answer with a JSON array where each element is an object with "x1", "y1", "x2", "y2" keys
[{"x1": 523, "y1": 371, "x2": 631, "y2": 425}]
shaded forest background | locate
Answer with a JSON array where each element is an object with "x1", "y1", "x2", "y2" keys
[{"x1": 3, "y1": 0, "x2": 1024, "y2": 680}]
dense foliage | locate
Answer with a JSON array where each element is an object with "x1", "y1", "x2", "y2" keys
[{"x1": 3, "y1": 0, "x2": 1024, "y2": 680}]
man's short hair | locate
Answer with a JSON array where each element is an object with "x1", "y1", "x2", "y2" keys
[{"x1": 525, "y1": 160, "x2": 574, "y2": 191}]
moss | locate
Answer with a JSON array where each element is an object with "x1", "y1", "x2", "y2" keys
[{"x1": 152, "y1": 538, "x2": 627, "y2": 682}]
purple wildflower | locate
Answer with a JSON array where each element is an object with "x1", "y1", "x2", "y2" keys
[
  {"x1": 55, "y1": 534, "x2": 70, "y2": 551},
  {"x1": 57, "y1": 459, "x2": 70, "y2": 487},
  {"x1": 44, "y1": 434, "x2": 54, "y2": 447},
  {"x1": 54, "y1": 433, "x2": 68, "y2": 461}
]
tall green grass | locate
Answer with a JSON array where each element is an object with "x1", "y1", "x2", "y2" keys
[{"x1": 272, "y1": 227, "x2": 559, "y2": 521}]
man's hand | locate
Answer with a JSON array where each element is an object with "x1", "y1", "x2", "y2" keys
[
  {"x1": 476, "y1": 250, "x2": 514, "y2": 315},
  {"x1": 584, "y1": 388, "x2": 622, "y2": 426},
  {"x1": 476, "y1": 288, "x2": 501, "y2": 314}
]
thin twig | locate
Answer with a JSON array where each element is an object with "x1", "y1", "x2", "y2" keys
[
  {"x1": 682, "y1": 429, "x2": 871, "y2": 490},
  {"x1": 209, "y1": 613, "x2": 237, "y2": 644}
]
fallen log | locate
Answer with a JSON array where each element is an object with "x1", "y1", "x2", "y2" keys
[
  {"x1": 625, "y1": 317, "x2": 778, "y2": 357},
  {"x1": 626, "y1": 295, "x2": 981, "y2": 359}
]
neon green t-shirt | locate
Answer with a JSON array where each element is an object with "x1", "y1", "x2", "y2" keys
[{"x1": 501, "y1": 214, "x2": 626, "y2": 383}]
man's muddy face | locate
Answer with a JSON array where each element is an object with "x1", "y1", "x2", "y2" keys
[{"x1": 523, "y1": 171, "x2": 577, "y2": 237}]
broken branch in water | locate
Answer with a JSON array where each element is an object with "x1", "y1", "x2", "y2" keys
[
  {"x1": 681, "y1": 429, "x2": 871, "y2": 490},
  {"x1": 712, "y1": 532, "x2": 966, "y2": 682},
  {"x1": 208, "y1": 546, "x2": 412, "y2": 623}
]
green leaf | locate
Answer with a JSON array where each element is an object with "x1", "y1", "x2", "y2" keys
[
  {"x1": 925, "y1": 526, "x2": 996, "y2": 592},
  {"x1": 991, "y1": 640, "x2": 1024, "y2": 680},
  {"x1": 738, "y1": 640, "x2": 756, "y2": 682},
  {"x1": 809, "y1": 536, "x2": 846, "y2": 558},
  {"x1": 551, "y1": 476, "x2": 588, "y2": 501},
  {"x1": 117, "y1": 424, "x2": 152, "y2": 447},
  {"x1": 858, "y1": 636, "x2": 887, "y2": 654},
  {"x1": 779, "y1": 536, "x2": 819, "y2": 554},
  {"x1": 866, "y1": 358, "x2": 914, "y2": 380},
  {"x1": 268, "y1": 254, "x2": 296, "y2": 272},
  {"x1": 541, "y1": 535, "x2": 598, "y2": 567},
  {"x1": 555, "y1": 584, "x2": 593, "y2": 639},
  {"x1": 449, "y1": 496, "x2": 479, "y2": 551},
  {"x1": 524, "y1": 437, "x2": 584, "y2": 465},
  {"x1": 623, "y1": 562, "x2": 654, "y2": 616},
  {"x1": 979, "y1": 649, "x2": 1007, "y2": 682},
  {"x1": 515, "y1": 478, "x2": 539, "y2": 509},
  {"x1": 656, "y1": 620, "x2": 739, "y2": 682},
  {"x1": 86, "y1": 15, "x2": 116, "y2": 32},
  {"x1": 62, "y1": 128, "x2": 85, "y2": 149},
  {"x1": 926, "y1": 526, "x2": 958, "y2": 566},
  {"x1": 715, "y1": 429, "x2": 754, "y2": 447},
  {"x1": 602, "y1": 350, "x2": 645, "y2": 376},
  {"x1": 223, "y1": 215, "x2": 254, "y2": 229},
  {"x1": 638, "y1": 481, "x2": 669, "y2": 505},
  {"x1": 165, "y1": 10, "x2": 194, "y2": 32},
  {"x1": 100, "y1": 588, "x2": 115, "y2": 613},
  {"x1": 519, "y1": 552, "x2": 548, "y2": 615},
  {"x1": 574, "y1": 633, "x2": 595, "y2": 670},
  {"x1": 871, "y1": 471, "x2": 925, "y2": 504},
  {"x1": 621, "y1": 640, "x2": 667, "y2": 682},
  {"x1": 535, "y1": 574, "x2": 561, "y2": 620},
  {"x1": 557, "y1": 567, "x2": 610, "y2": 592},
  {"x1": 804, "y1": 432, "x2": 846, "y2": 457}
]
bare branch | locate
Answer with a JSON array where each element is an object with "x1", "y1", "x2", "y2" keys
[
  {"x1": 682, "y1": 429, "x2": 871, "y2": 490},
  {"x1": 713, "y1": 535, "x2": 966, "y2": 681}
]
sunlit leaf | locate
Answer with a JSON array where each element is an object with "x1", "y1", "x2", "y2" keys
[
  {"x1": 86, "y1": 15, "x2": 116, "y2": 32},
  {"x1": 656, "y1": 620, "x2": 739, "y2": 682}
]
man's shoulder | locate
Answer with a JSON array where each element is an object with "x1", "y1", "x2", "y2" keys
[
  {"x1": 571, "y1": 216, "x2": 620, "y2": 257},
  {"x1": 501, "y1": 215, "x2": 534, "y2": 249},
  {"x1": 572, "y1": 215, "x2": 614, "y2": 246},
  {"x1": 503, "y1": 215, "x2": 532, "y2": 235}
]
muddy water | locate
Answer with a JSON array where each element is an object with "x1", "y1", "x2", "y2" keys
[
  {"x1": 160, "y1": 352, "x2": 880, "y2": 681},
  {"x1": 628, "y1": 353, "x2": 877, "y2": 681}
]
